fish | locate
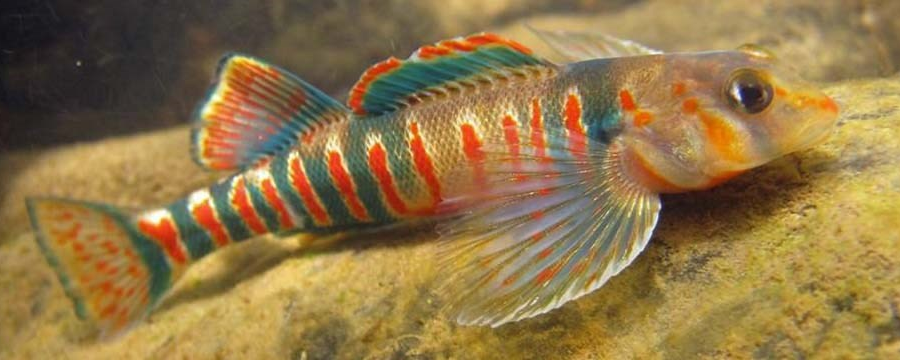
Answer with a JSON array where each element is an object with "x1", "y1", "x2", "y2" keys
[{"x1": 26, "y1": 30, "x2": 839, "y2": 336}]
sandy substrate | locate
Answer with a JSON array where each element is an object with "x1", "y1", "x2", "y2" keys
[{"x1": 2, "y1": 1, "x2": 900, "y2": 359}]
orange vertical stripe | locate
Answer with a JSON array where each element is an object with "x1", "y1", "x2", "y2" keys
[
  {"x1": 619, "y1": 90, "x2": 637, "y2": 111},
  {"x1": 564, "y1": 93, "x2": 586, "y2": 155},
  {"x1": 502, "y1": 114, "x2": 520, "y2": 158},
  {"x1": 460, "y1": 123, "x2": 485, "y2": 184},
  {"x1": 530, "y1": 98, "x2": 546, "y2": 159},
  {"x1": 191, "y1": 199, "x2": 231, "y2": 247},
  {"x1": 367, "y1": 142, "x2": 410, "y2": 215},
  {"x1": 260, "y1": 178, "x2": 295, "y2": 229},
  {"x1": 327, "y1": 151, "x2": 371, "y2": 221},
  {"x1": 409, "y1": 122, "x2": 442, "y2": 207},
  {"x1": 230, "y1": 177, "x2": 268, "y2": 234},
  {"x1": 699, "y1": 112, "x2": 744, "y2": 163},
  {"x1": 137, "y1": 213, "x2": 187, "y2": 265},
  {"x1": 289, "y1": 155, "x2": 331, "y2": 226}
]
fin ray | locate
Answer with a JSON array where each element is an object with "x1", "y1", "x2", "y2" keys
[
  {"x1": 438, "y1": 127, "x2": 660, "y2": 327},
  {"x1": 348, "y1": 33, "x2": 557, "y2": 116},
  {"x1": 192, "y1": 54, "x2": 349, "y2": 171},
  {"x1": 27, "y1": 198, "x2": 175, "y2": 337},
  {"x1": 529, "y1": 27, "x2": 662, "y2": 62}
]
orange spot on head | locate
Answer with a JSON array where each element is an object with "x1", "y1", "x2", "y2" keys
[
  {"x1": 699, "y1": 112, "x2": 743, "y2": 163},
  {"x1": 682, "y1": 98, "x2": 699, "y2": 114},
  {"x1": 672, "y1": 82, "x2": 687, "y2": 97},
  {"x1": 619, "y1": 90, "x2": 637, "y2": 112},
  {"x1": 633, "y1": 111, "x2": 654, "y2": 127},
  {"x1": 819, "y1": 97, "x2": 839, "y2": 113},
  {"x1": 774, "y1": 87, "x2": 788, "y2": 97}
]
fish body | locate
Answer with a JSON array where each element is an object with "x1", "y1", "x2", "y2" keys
[{"x1": 26, "y1": 32, "x2": 838, "y2": 335}]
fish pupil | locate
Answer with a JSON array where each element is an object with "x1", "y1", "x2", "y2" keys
[{"x1": 727, "y1": 69, "x2": 773, "y2": 114}]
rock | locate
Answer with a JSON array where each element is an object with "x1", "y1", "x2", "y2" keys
[
  {"x1": 3, "y1": 70, "x2": 900, "y2": 360},
  {"x1": 2, "y1": 1, "x2": 900, "y2": 358}
]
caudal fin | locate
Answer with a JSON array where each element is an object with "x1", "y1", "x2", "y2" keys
[{"x1": 27, "y1": 198, "x2": 175, "y2": 337}]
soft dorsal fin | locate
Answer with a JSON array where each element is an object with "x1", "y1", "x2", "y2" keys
[
  {"x1": 348, "y1": 33, "x2": 557, "y2": 116},
  {"x1": 529, "y1": 27, "x2": 662, "y2": 62},
  {"x1": 192, "y1": 54, "x2": 349, "y2": 171}
]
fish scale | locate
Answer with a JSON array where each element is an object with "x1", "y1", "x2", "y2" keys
[{"x1": 25, "y1": 31, "x2": 839, "y2": 336}]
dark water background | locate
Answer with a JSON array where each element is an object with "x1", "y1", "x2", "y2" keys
[{"x1": 0, "y1": 0, "x2": 640, "y2": 150}]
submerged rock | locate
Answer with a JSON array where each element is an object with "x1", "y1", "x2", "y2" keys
[
  {"x1": 1, "y1": 76, "x2": 899, "y2": 360},
  {"x1": 2, "y1": 0, "x2": 900, "y2": 358}
]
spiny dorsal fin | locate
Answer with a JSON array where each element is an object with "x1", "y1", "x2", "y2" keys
[
  {"x1": 192, "y1": 54, "x2": 349, "y2": 171},
  {"x1": 348, "y1": 33, "x2": 557, "y2": 116},
  {"x1": 529, "y1": 27, "x2": 662, "y2": 62}
]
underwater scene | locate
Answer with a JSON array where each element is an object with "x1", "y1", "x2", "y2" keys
[{"x1": 1, "y1": 0, "x2": 899, "y2": 359}]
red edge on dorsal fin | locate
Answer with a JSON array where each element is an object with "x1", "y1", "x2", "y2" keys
[
  {"x1": 348, "y1": 57, "x2": 402, "y2": 115},
  {"x1": 347, "y1": 33, "x2": 535, "y2": 115}
]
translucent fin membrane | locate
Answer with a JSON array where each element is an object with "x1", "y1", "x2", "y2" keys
[
  {"x1": 437, "y1": 127, "x2": 660, "y2": 327},
  {"x1": 27, "y1": 198, "x2": 173, "y2": 338},
  {"x1": 192, "y1": 54, "x2": 348, "y2": 171}
]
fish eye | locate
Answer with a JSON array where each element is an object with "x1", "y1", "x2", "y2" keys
[{"x1": 725, "y1": 69, "x2": 773, "y2": 114}]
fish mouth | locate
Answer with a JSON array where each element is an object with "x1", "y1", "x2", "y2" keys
[{"x1": 784, "y1": 110, "x2": 838, "y2": 154}]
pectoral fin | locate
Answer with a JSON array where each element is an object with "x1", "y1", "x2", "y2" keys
[{"x1": 437, "y1": 128, "x2": 660, "y2": 326}]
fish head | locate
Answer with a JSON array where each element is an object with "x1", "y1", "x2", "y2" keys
[{"x1": 620, "y1": 45, "x2": 839, "y2": 192}]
